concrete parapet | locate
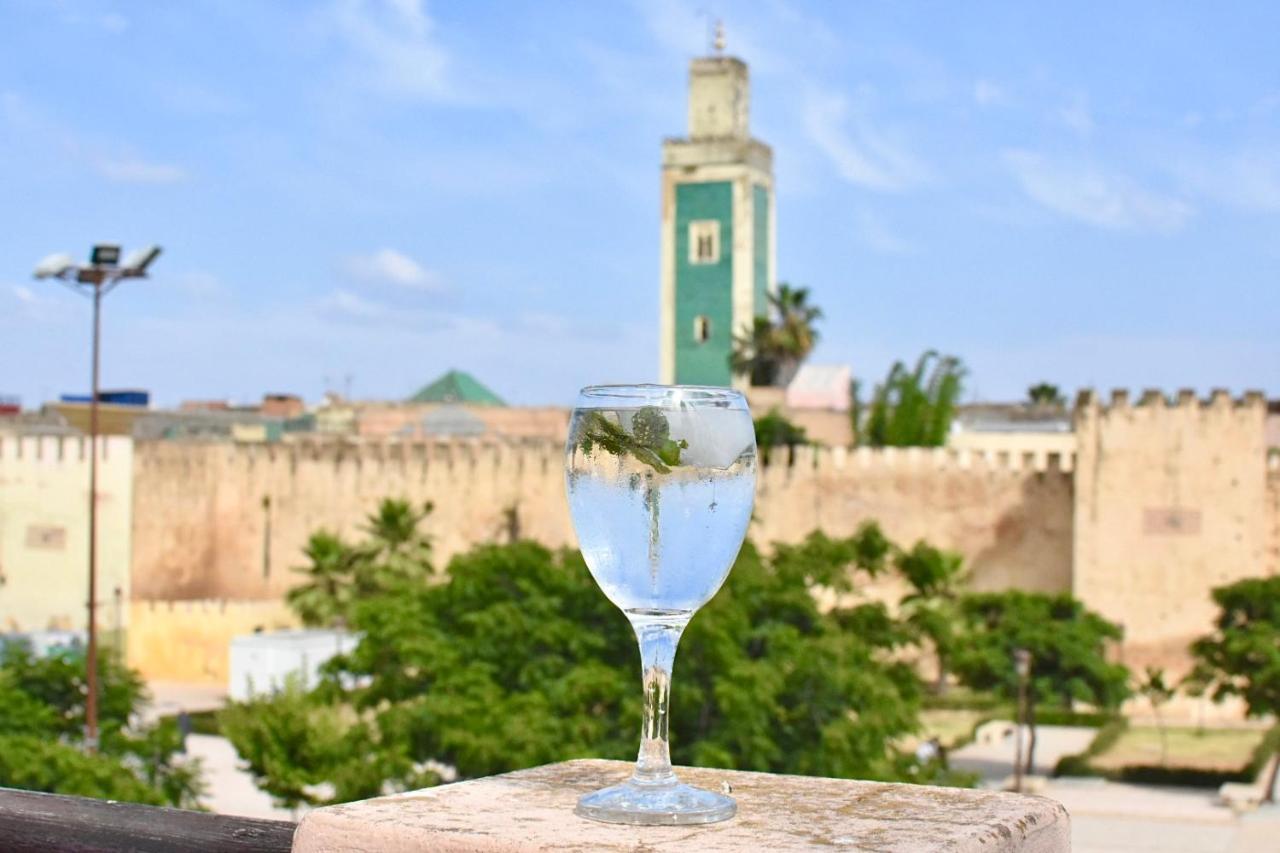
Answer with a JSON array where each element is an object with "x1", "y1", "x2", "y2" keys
[{"x1": 292, "y1": 759, "x2": 1069, "y2": 852}]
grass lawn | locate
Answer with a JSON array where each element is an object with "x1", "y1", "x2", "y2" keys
[{"x1": 1091, "y1": 726, "x2": 1265, "y2": 771}]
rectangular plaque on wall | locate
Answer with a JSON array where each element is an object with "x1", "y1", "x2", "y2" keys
[
  {"x1": 25, "y1": 525, "x2": 67, "y2": 549},
  {"x1": 1143, "y1": 508, "x2": 1202, "y2": 535}
]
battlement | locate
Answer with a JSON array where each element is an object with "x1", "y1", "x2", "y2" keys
[
  {"x1": 133, "y1": 436, "x2": 1074, "y2": 479},
  {"x1": 1075, "y1": 387, "x2": 1267, "y2": 414},
  {"x1": 771, "y1": 443, "x2": 1074, "y2": 475},
  {"x1": 0, "y1": 434, "x2": 132, "y2": 465}
]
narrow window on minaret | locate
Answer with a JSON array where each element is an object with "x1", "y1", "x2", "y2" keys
[
  {"x1": 693, "y1": 315, "x2": 711, "y2": 342},
  {"x1": 688, "y1": 221, "x2": 720, "y2": 264}
]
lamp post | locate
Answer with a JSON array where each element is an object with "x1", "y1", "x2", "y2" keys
[
  {"x1": 34, "y1": 243, "x2": 161, "y2": 751},
  {"x1": 1012, "y1": 648, "x2": 1032, "y2": 793}
]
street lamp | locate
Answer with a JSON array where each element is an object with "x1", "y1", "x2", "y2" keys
[
  {"x1": 34, "y1": 243, "x2": 161, "y2": 751},
  {"x1": 1012, "y1": 648, "x2": 1032, "y2": 793}
]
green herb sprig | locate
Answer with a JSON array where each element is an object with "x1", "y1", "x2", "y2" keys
[{"x1": 578, "y1": 407, "x2": 688, "y2": 474}]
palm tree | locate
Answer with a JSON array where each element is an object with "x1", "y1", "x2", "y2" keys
[
  {"x1": 287, "y1": 499, "x2": 435, "y2": 628},
  {"x1": 771, "y1": 283, "x2": 823, "y2": 365},
  {"x1": 730, "y1": 282, "x2": 824, "y2": 387},
  {"x1": 354, "y1": 499, "x2": 434, "y2": 595},
  {"x1": 359, "y1": 498, "x2": 433, "y2": 564},
  {"x1": 287, "y1": 531, "x2": 357, "y2": 628},
  {"x1": 730, "y1": 316, "x2": 783, "y2": 386}
]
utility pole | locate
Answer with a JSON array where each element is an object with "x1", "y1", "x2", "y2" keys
[{"x1": 35, "y1": 244, "x2": 161, "y2": 751}]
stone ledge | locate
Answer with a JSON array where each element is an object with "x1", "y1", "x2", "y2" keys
[{"x1": 292, "y1": 759, "x2": 1069, "y2": 851}]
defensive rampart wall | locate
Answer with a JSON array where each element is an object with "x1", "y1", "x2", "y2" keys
[
  {"x1": 131, "y1": 439, "x2": 1075, "y2": 602},
  {"x1": 121, "y1": 389, "x2": 1280, "y2": 685}
]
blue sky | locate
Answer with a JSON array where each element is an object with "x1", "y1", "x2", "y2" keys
[{"x1": 1, "y1": 0, "x2": 1277, "y2": 407}]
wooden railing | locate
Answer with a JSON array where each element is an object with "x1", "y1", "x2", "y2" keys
[{"x1": 0, "y1": 788, "x2": 295, "y2": 853}]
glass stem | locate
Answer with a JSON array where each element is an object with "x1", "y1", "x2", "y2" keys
[{"x1": 630, "y1": 613, "x2": 687, "y2": 786}]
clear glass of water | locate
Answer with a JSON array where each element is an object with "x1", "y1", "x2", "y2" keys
[{"x1": 565, "y1": 384, "x2": 757, "y2": 825}]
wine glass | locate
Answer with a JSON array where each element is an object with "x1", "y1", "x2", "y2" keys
[{"x1": 564, "y1": 384, "x2": 757, "y2": 825}]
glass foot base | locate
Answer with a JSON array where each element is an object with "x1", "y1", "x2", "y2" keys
[{"x1": 576, "y1": 780, "x2": 736, "y2": 826}]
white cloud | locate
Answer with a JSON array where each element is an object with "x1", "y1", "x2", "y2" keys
[
  {"x1": 96, "y1": 157, "x2": 186, "y2": 184},
  {"x1": 973, "y1": 79, "x2": 1006, "y2": 107},
  {"x1": 853, "y1": 210, "x2": 912, "y2": 254},
  {"x1": 324, "y1": 0, "x2": 452, "y2": 100},
  {"x1": 342, "y1": 248, "x2": 440, "y2": 290},
  {"x1": 1, "y1": 92, "x2": 186, "y2": 186},
  {"x1": 1003, "y1": 149, "x2": 1193, "y2": 231},
  {"x1": 1054, "y1": 94, "x2": 1094, "y2": 138},
  {"x1": 317, "y1": 288, "x2": 390, "y2": 322},
  {"x1": 1175, "y1": 148, "x2": 1280, "y2": 212},
  {"x1": 12, "y1": 285, "x2": 37, "y2": 305},
  {"x1": 803, "y1": 89, "x2": 928, "y2": 192}
]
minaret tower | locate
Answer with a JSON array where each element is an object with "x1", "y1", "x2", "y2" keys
[{"x1": 659, "y1": 24, "x2": 775, "y2": 387}]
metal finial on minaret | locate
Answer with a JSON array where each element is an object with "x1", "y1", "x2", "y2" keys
[{"x1": 713, "y1": 20, "x2": 725, "y2": 54}]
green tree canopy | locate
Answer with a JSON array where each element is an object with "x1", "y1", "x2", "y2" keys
[
  {"x1": 1188, "y1": 576, "x2": 1280, "y2": 716},
  {"x1": 896, "y1": 542, "x2": 968, "y2": 692},
  {"x1": 0, "y1": 643, "x2": 202, "y2": 807},
  {"x1": 224, "y1": 522, "x2": 956, "y2": 807},
  {"x1": 1027, "y1": 383, "x2": 1065, "y2": 406},
  {"x1": 951, "y1": 591, "x2": 1130, "y2": 773},
  {"x1": 862, "y1": 351, "x2": 965, "y2": 447},
  {"x1": 1187, "y1": 576, "x2": 1280, "y2": 800}
]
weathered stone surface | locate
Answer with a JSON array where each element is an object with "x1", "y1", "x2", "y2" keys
[{"x1": 292, "y1": 759, "x2": 1069, "y2": 852}]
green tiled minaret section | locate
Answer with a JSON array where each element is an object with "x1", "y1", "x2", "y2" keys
[
  {"x1": 752, "y1": 183, "x2": 770, "y2": 320},
  {"x1": 674, "y1": 181, "x2": 734, "y2": 386}
]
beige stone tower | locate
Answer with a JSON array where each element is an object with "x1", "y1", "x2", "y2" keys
[
  {"x1": 1072, "y1": 389, "x2": 1270, "y2": 671},
  {"x1": 660, "y1": 48, "x2": 775, "y2": 387}
]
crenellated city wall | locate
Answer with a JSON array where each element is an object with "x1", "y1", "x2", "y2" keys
[
  {"x1": 130, "y1": 439, "x2": 1076, "y2": 602},
  {"x1": 6, "y1": 387, "x2": 1275, "y2": 688},
  {"x1": 125, "y1": 436, "x2": 1078, "y2": 680}
]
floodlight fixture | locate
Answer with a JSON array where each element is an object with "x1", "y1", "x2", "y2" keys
[
  {"x1": 34, "y1": 252, "x2": 77, "y2": 280},
  {"x1": 120, "y1": 245, "x2": 162, "y2": 276},
  {"x1": 90, "y1": 244, "x2": 121, "y2": 266}
]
